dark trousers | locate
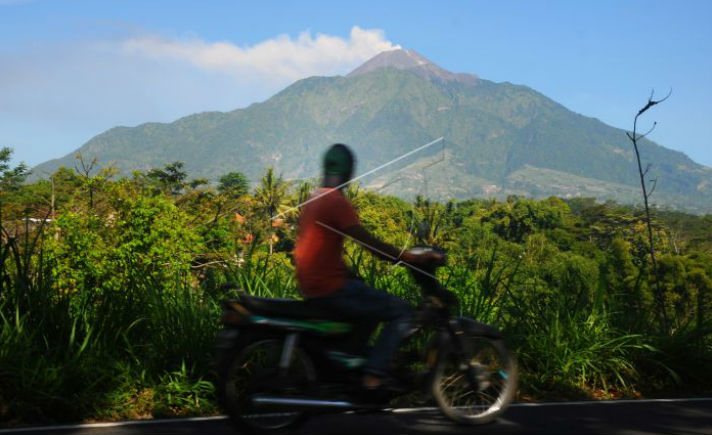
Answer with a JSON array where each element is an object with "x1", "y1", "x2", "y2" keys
[{"x1": 307, "y1": 279, "x2": 413, "y2": 376}]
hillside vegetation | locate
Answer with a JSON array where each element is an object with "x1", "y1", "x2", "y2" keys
[{"x1": 2, "y1": 150, "x2": 711, "y2": 425}]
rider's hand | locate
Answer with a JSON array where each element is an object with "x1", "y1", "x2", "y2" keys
[{"x1": 400, "y1": 249, "x2": 444, "y2": 265}]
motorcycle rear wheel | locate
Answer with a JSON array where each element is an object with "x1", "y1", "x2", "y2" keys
[
  {"x1": 431, "y1": 335, "x2": 517, "y2": 425},
  {"x1": 218, "y1": 335, "x2": 316, "y2": 433}
]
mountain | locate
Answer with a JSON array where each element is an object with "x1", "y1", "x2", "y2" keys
[
  {"x1": 348, "y1": 48, "x2": 479, "y2": 85},
  {"x1": 31, "y1": 49, "x2": 712, "y2": 212}
]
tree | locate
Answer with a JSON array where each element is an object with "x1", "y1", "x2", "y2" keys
[
  {"x1": 73, "y1": 153, "x2": 100, "y2": 209},
  {"x1": 218, "y1": 171, "x2": 249, "y2": 198},
  {"x1": 482, "y1": 197, "x2": 565, "y2": 243},
  {"x1": 147, "y1": 161, "x2": 188, "y2": 196},
  {"x1": 295, "y1": 180, "x2": 314, "y2": 210},
  {"x1": 0, "y1": 147, "x2": 28, "y2": 192},
  {"x1": 0, "y1": 147, "x2": 29, "y2": 299},
  {"x1": 625, "y1": 89, "x2": 672, "y2": 330},
  {"x1": 0, "y1": 147, "x2": 29, "y2": 223},
  {"x1": 410, "y1": 195, "x2": 454, "y2": 246},
  {"x1": 189, "y1": 178, "x2": 210, "y2": 190},
  {"x1": 254, "y1": 167, "x2": 288, "y2": 254}
]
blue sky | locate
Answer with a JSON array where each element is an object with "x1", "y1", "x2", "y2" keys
[{"x1": 2, "y1": 0, "x2": 711, "y2": 168}]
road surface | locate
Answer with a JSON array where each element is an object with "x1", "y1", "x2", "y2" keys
[{"x1": 1, "y1": 398, "x2": 710, "y2": 435}]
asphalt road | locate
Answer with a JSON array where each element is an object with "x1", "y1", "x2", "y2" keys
[{"x1": 2, "y1": 399, "x2": 711, "y2": 435}]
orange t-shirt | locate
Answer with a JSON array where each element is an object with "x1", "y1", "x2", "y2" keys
[{"x1": 294, "y1": 188, "x2": 360, "y2": 298}]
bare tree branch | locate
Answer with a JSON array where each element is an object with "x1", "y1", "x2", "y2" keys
[
  {"x1": 648, "y1": 178, "x2": 658, "y2": 197},
  {"x1": 637, "y1": 88, "x2": 673, "y2": 117},
  {"x1": 638, "y1": 121, "x2": 658, "y2": 140},
  {"x1": 627, "y1": 122, "x2": 658, "y2": 142},
  {"x1": 73, "y1": 153, "x2": 99, "y2": 209}
]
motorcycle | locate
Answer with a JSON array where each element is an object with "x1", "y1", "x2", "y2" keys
[{"x1": 214, "y1": 246, "x2": 517, "y2": 433}]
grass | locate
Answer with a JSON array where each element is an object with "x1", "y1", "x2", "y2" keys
[{"x1": 508, "y1": 302, "x2": 653, "y2": 396}]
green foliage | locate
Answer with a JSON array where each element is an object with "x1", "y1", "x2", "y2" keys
[
  {"x1": 147, "y1": 161, "x2": 188, "y2": 195},
  {"x1": 1, "y1": 162, "x2": 711, "y2": 425},
  {"x1": 253, "y1": 167, "x2": 289, "y2": 253},
  {"x1": 0, "y1": 147, "x2": 28, "y2": 193},
  {"x1": 217, "y1": 171, "x2": 249, "y2": 197},
  {"x1": 511, "y1": 301, "x2": 652, "y2": 393},
  {"x1": 153, "y1": 362, "x2": 218, "y2": 417},
  {"x1": 481, "y1": 197, "x2": 567, "y2": 242}
]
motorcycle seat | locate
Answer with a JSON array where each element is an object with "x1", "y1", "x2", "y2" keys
[{"x1": 241, "y1": 295, "x2": 344, "y2": 321}]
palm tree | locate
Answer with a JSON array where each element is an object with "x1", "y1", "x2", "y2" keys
[
  {"x1": 293, "y1": 179, "x2": 314, "y2": 212},
  {"x1": 412, "y1": 195, "x2": 454, "y2": 246},
  {"x1": 254, "y1": 167, "x2": 288, "y2": 254}
]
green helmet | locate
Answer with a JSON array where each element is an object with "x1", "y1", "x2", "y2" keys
[{"x1": 323, "y1": 143, "x2": 355, "y2": 179}]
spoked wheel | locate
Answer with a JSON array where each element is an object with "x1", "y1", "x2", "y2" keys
[
  {"x1": 431, "y1": 335, "x2": 517, "y2": 425},
  {"x1": 220, "y1": 337, "x2": 315, "y2": 433}
]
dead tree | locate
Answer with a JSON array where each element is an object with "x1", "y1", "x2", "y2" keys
[
  {"x1": 74, "y1": 153, "x2": 98, "y2": 209},
  {"x1": 626, "y1": 88, "x2": 671, "y2": 330}
]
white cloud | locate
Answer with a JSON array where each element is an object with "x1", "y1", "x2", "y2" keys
[
  {"x1": 122, "y1": 26, "x2": 400, "y2": 83},
  {"x1": 1, "y1": 26, "x2": 400, "y2": 166}
]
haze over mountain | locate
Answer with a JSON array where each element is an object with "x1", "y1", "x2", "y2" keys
[{"x1": 31, "y1": 49, "x2": 712, "y2": 212}]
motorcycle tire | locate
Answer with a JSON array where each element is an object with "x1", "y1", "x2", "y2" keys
[
  {"x1": 216, "y1": 332, "x2": 316, "y2": 434},
  {"x1": 430, "y1": 334, "x2": 517, "y2": 425}
]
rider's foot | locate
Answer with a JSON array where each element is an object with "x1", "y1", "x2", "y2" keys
[
  {"x1": 356, "y1": 377, "x2": 396, "y2": 404},
  {"x1": 361, "y1": 374, "x2": 405, "y2": 394}
]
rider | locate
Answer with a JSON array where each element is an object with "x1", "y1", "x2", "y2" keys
[{"x1": 294, "y1": 143, "x2": 438, "y2": 390}]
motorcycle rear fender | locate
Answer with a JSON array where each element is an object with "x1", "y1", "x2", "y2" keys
[
  {"x1": 453, "y1": 317, "x2": 504, "y2": 339},
  {"x1": 221, "y1": 299, "x2": 251, "y2": 325}
]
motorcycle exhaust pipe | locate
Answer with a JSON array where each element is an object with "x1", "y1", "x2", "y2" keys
[{"x1": 252, "y1": 395, "x2": 356, "y2": 409}]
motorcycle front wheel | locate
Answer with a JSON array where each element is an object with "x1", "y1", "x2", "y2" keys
[
  {"x1": 218, "y1": 335, "x2": 316, "y2": 433},
  {"x1": 431, "y1": 335, "x2": 517, "y2": 425}
]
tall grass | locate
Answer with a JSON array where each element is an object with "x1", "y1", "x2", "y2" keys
[
  {"x1": 223, "y1": 252, "x2": 298, "y2": 299},
  {"x1": 0, "y1": 221, "x2": 111, "y2": 422},
  {"x1": 506, "y1": 292, "x2": 654, "y2": 395},
  {"x1": 0, "y1": 215, "x2": 223, "y2": 423},
  {"x1": 638, "y1": 320, "x2": 712, "y2": 393}
]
